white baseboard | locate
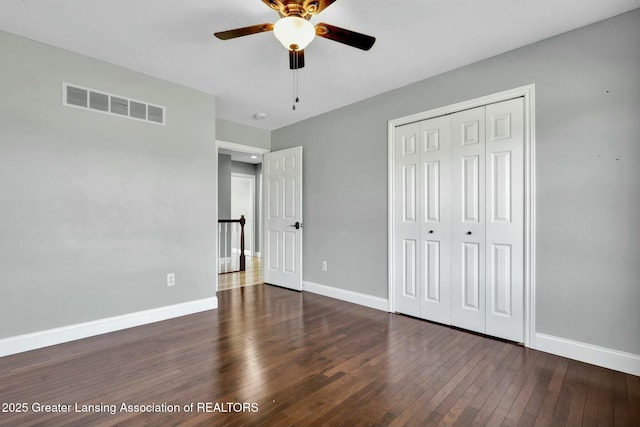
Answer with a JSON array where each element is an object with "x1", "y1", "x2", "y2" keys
[
  {"x1": 535, "y1": 333, "x2": 640, "y2": 376},
  {"x1": 0, "y1": 297, "x2": 218, "y2": 358},
  {"x1": 302, "y1": 281, "x2": 389, "y2": 312}
]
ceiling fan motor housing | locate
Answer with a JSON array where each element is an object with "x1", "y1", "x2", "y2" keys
[{"x1": 266, "y1": 0, "x2": 322, "y2": 19}]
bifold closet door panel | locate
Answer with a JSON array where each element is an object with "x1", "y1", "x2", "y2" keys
[
  {"x1": 420, "y1": 116, "x2": 452, "y2": 325},
  {"x1": 394, "y1": 122, "x2": 422, "y2": 318},
  {"x1": 450, "y1": 106, "x2": 487, "y2": 335},
  {"x1": 485, "y1": 98, "x2": 524, "y2": 342}
]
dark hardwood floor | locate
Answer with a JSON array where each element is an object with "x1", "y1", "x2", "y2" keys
[{"x1": 0, "y1": 284, "x2": 638, "y2": 426}]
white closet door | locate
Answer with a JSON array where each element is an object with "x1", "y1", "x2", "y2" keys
[
  {"x1": 394, "y1": 122, "x2": 422, "y2": 317},
  {"x1": 420, "y1": 116, "x2": 452, "y2": 324},
  {"x1": 450, "y1": 106, "x2": 486, "y2": 335},
  {"x1": 485, "y1": 98, "x2": 524, "y2": 342},
  {"x1": 393, "y1": 97, "x2": 525, "y2": 343}
]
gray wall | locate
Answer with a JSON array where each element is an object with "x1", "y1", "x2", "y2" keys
[
  {"x1": 217, "y1": 154, "x2": 232, "y2": 257},
  {"x1": 271, "y1": 10, "x2": 640, "y2": 355},
  {"x1": 0, "y1": 31, "x2": 217, "y2": 339},
  {"x1": 218, "y1": 154, "x2": 232, "y2": 219},
  {"x1": 231, "y1": 160, "x2": 258, "y2": 176},
  {"x1": 216, "y1": 118, "x2": 270, "y2": 149}
]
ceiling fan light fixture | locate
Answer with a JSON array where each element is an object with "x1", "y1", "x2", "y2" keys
[{"x1": 273, "y1": 16, "x2": 315, "y2": 50}]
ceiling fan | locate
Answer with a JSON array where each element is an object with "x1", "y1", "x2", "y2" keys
[{"x1": 214, "y1": 0, "x2": 376, "y2": 70}]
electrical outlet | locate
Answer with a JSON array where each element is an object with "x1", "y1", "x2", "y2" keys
[
  {"x1": 321, "y1": 261, "x2": 327, "y2": 272},
  {"x1": 167, "y1": 273, "x2": 175, "y2": 287}
]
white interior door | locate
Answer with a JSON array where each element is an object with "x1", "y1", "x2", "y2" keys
[
  {"x1": 451, "y1": 106, "x2": 487, "y2": 335},
  {"x1": 484, "y1": 98, "x2": 524, "y2": 342},
  {"x1": 231, "y1": 173, "x2": 254, "y2": 255},
  {"x1": 394, "y1": 116, "x2": 452, "y2": 324},
  {"x1": 420, "y1": 116, "x2": 452, "y2": 324},
  {"x1": 394, "y1": 122, "x2": 421, "y2": 317},
  {"x1": 263, "y1": 146, "x2": 303, "y2": 291}
]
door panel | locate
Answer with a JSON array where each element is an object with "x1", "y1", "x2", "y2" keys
[
  {"x1": 403, "y1": 164, "x2": 417, "y2": 222},
  {"x1": 425, "y1": 128, "x2": 440, "y2": 151},
  {"x1": 451, "y1": 106, "x2": 486, "y2": 334},
  {"x1": 268, "y1": 177, "x2": 279, "y2": 218},
  {"x1": 424, "y1": 161, "x2": 440, "y2": 222},
  {"x1": 462, "y1": 155, "x2": 480, "y2": 223},
  {"x1": 263, "y1": 147, "x2": 303, "y2": 291},
  {"x1": 461, "y1": 120, "x2": 480, "y2": 146},
  {"x1": 283, "y1": 231, "x2": 296, "y2": 273},
  {"x1": 394, "y1": 123, "x2": 421, "y2": 317},
  {"x1": 403, "y1": 239, "x2": 418, "y2": 298},
  {"x1": 490, "y1": 151, "x2": 512, "y2": 223},
  {"x1": 485, "y1": 98, "x2": 524, "y2": 342},
  {"x1": 284, "y1": 176, "x2": 296, "y2": 219},
  {"x1": 424, "y1": 240, "x2": 440, "y2": 301},
  {"x1": 462, "y1": 242, "x2": 480, "y2": 310},
  {"x1": 490, "y1": 243, "x2": 512, "y2": 316},
  {"x1": 420, "y1": 116, "x2": 451, "y2": 324}
]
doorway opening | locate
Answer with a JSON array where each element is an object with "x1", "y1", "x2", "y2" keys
[{"x1": 217, "y1": 140, "x2": 268, "y2": 291}]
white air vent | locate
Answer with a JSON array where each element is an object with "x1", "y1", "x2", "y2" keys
[
  {"x1": 90, "y1": 91, "x2": 109, "y2": 112},
  {"x1": 148, "y1": 105, "x2": 164, "y2": 124},
  {"x1": 130, "y1": 101, "x2": 146, "y2": 120},
  {"x1": 66, "y1": 86, "x2": 88, "y2": 107},
  {"x1": 62, "y1": 82, "x2": 166, "y2": 125},
  {"x1": 110, "y1": 96, "x2": 128, "y2": 116}
]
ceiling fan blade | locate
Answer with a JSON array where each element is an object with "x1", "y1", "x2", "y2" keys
[
  {"x1": 214, "y1": 23, "x2": 274, "y2": 40},
  {"x1": 315, "y1": 23, "x2": 376, "y2": 51}
]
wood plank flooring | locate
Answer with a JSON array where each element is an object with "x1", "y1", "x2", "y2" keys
[
  {"x1": 0, "y1": 284, "x2": 638, "y2": 426},
  {"x1": 218, "y1": 256, "x2": 262, "y2": 291}
]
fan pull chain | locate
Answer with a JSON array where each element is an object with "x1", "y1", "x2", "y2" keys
[
  {"x1": 292, "y1": 69, "x2": 300, "y2": 111},
  {"x1": 289, "y1": 47, "x2": 303, "y2": 111}
]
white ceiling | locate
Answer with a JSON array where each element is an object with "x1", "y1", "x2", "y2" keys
[
  {"x1": 218, "y1": 148, "x2": 263, "y2": 164},
  {"x1": 1, "y1": 1, "x2": 638, "y2": 131}
]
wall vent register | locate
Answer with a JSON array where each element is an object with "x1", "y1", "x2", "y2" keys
[{"x1": 62, "y1": 82, "x2": 165, "y2": 125}]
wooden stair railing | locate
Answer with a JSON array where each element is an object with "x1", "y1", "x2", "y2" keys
[{"x1": 218, "y1": 215, "x2": 246, "y2": 273}]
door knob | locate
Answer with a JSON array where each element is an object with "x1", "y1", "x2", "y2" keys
[
  {"x1": 429, "y1": 230, "x2": 434, "y2": 234},
  {"x1": 289, "y1": 221, "x2": 303, "y2": 230},
  {"x1": 466, "y1": 231, "x2": 472, "y2": 235}
]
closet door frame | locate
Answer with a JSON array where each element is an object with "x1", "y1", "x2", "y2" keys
[{"x1": 387, "y1": 84, "x2": 536, "y2": 348}]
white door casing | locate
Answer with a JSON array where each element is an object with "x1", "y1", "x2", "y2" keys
[{"x1": 263, "y1": 146, "x2": 303, "y2": 291}]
